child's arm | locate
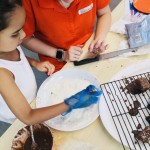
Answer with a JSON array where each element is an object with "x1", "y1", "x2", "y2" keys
[
  {"x1": 0, "y1": 68, "x2": 68, "y2": 124},
  {"x1": 27, "y1": 57, "x2": 55, "y2": 76},
  {"x1": 0, "y1": 68, "x2": 101, "y2": 125}
]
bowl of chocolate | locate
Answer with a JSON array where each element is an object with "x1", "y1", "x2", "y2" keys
[{"x1": 11, "y1": 124, "x2": 54, "y2": 150}]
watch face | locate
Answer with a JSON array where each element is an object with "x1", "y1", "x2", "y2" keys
[{"x1": 56, "y1": 50, "x2": 63, "y2": 60}]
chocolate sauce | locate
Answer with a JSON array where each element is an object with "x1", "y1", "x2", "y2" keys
[
  {"x1": 136, "y1": 123, "x2": 142, "y2": 129},
  {"x1": 133, "y1": 101, "x2": 141, "y2": 108},
  {"x1": 24, "y1": 124, "x2": 53, "y2": 150},
  {"x1": 132, "y1": 126, "x2": 150, "y2": 143},
  {"x1": 147, "y1": 104, "x2": 150, "y2": 110},
  {"x1": 129, "y1": 107, "x2": 139, "y2": 116},
  {"x1": 146, "y1": 116, "x2": 150, "y2": 125}
]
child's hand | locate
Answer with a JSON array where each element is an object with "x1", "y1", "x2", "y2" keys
[
  {"x1": 63, "y1": 85, "x2": 102, "y2": 115},
  {"x1": 35, "y1": 61, "x2": 55, "y2": 76}
]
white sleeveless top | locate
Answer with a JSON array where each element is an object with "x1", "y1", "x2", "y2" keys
[{"x1": 0, "y1": 47, "x2": 37, "y2": 123}]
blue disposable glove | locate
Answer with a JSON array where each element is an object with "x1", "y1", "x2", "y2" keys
[{"x1": 63, "y1": 85, "x2": 102, "y2": 115}]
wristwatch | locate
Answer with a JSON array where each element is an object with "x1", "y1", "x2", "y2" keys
[{"x1": 56, "y1": 49, "x2": 64, "y2": 61}]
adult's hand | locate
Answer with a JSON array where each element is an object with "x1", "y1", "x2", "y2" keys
[
  {"x1": 88, "y1": 38, "x2": 108, "y2": 54},
  {"x1": 88, "y1": 5, "x2": 111, "y2": 54},
  {"x1": 68, "y1": 45, "x2": 83, "y2": 61}
]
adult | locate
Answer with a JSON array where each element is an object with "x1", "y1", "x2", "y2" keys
[{"x1": 22, "y1": 0, "x2": 111, "y2": 72}]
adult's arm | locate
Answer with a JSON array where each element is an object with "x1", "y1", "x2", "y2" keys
[
  {"x1": 89, "y1": 5, "x2": 111, "y2": 52},
  {"x1": 22, "y1": 37, "x2": 58, "y2": 59},
  {"x1": 22, "y1": 36, "x2": 82, "y2": 62},
  {"x1": 0, "y1": 68, "x2": 101, "y2": 125},
  {"x1": 22, "y1": 0, "x2": 67, "y2": 61}
]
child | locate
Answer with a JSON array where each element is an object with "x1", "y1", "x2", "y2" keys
[{"x1": 0, "y1": 0, "x2": 101, "y2": 136}]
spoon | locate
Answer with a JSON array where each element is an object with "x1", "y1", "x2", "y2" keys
[{"x1": 30, "y1": 125, "x2": 39, "y2": 150}]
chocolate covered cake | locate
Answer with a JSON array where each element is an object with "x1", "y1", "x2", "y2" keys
[
  {"x1": 125, "y1": 77, "x2": 150, "y2": 94},
  {"x1": 132, "y1": 126, "x2": 150, "y2": 144},
  {"x1": 12, "y1": 124, "x2": 53, "y2": 150}
]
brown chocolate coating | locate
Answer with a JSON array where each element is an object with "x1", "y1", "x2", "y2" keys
[
  {"x1": 147, "y1": 104, "x2": 150, "y2": 110},
  {"x1": 146, "y1": 116, "x2": 150, "y2": 125},
  {"x1": 133, "y1": 101, "x2": 141, "y2": 108},
  {"x1": 125, "y1": 78, "x2": 150, "y2": 94},
  {"x1": 11, "y1": 124, "x2": 53, "y2": 150},
  {"x1": 129, "y1": 107, "x2": 139, "y2": 116},
  {"x1": 132, "y1": 126, "x2": 150, "y2": 144},
  {"x1": 24, "y1": 124, "x2": 53, "y2": 150}
]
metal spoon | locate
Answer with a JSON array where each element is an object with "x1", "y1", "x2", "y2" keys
[{"x1": 30, "y1": 125, "x2": 39, "y2": 150}]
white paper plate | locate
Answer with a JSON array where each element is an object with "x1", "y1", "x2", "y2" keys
[
  {"x1": 36, "y1": 68, "x2": 101, "y2": 131},
  {"x1": 111, "y1": 60, "x2": 150, "y2": 81},
  {"x1": 99, "y1": 60, "x2": 150, "y2": 150}
]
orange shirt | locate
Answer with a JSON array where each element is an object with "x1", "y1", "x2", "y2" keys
[{"x1": 23, "y1": 0, "x2": 111, "y2": 71}]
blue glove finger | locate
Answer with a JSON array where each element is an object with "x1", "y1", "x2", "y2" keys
[
  {"x1": 86, "y1": 85, "x2": 96, "y2": 91},
  {"x1": 86, "y1": 85, "x2": 103, "y2": 96}
]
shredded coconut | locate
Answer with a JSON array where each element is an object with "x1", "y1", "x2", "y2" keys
[{"x1": 42, "y1": 78, "x2": 99, "y2": 131}]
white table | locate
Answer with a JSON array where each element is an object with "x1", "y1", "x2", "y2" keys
[{"x1": 1, "y1": 0, "x2": 149, "y2": 149}]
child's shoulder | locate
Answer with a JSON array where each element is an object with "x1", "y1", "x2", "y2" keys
[
  {"x1": 0, "y1": 68, "x2": 13, "y2": 80},
  {"x1": 0, "y1": 68, "x2": 14, "y2": 94}
]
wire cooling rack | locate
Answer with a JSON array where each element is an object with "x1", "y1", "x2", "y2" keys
[{"x1": 100, "y1": 72, "x2": 150, "y2": 150}]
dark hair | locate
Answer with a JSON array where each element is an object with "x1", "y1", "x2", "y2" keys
[{"x1": 0, "y1": 0, "x2": 22, "y2": 31}]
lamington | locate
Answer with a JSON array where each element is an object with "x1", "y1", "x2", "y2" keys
[{"x1": 126, "y1": 77, "x2": 150, "y2": 94}]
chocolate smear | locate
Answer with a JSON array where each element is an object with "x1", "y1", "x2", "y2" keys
[
  {"x1": 146, "y1": 116, "x2": 150, "y2": 125},
  {"x1": 132, "y1": 126, "x2": 150, "y2": 144},
  {"x1": 129, "y1": 107, "x2": 139, "y2": 116}
]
